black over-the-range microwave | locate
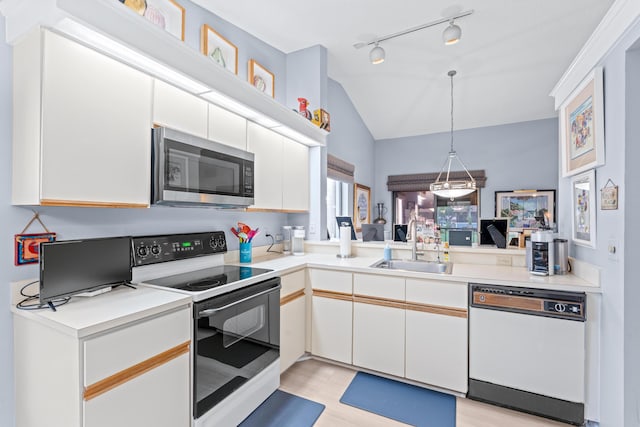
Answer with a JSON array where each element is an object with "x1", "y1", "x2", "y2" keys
[{"x1": 151, "y1": 126, "x2": 255, "y2": 207}]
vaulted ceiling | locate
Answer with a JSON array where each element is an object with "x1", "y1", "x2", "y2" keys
[{"x1": 193, "y1": 1, "x2": 615, "y2": 140}]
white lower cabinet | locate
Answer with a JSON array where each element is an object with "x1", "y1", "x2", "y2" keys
[
  {"x1": 310, "y1": 269, "x2": 353, "y2": 364},
  {"x1": 83, "y1": 353, "x2": 190, "y2": 427},
  {"x1": 14, "y1": 305, "x2": 191, "y2": 427},
  {"x1": 280, "y1": 270, "x2": 307, "y2": 373},
  {"x1": 405, "y1": 278, "x2": 468, "y2": 393},
  {"x1": 352, "y1": 273, "x2": 405, "y2": 377}
]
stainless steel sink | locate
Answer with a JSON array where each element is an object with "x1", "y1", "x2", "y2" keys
[{"x1": 370, "y1": 259, "x2": 454, "y2": 274}]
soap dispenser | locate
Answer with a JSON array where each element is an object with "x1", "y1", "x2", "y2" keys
[{"x1": 383, "y1": 244, "x2": 392, "y2": 261}]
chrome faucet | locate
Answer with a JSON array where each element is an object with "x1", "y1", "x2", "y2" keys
[{"x1": 408, "y1": 219, "x2": 424, "y2": 261}]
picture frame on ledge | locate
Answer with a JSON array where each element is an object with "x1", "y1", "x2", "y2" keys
[
  {"x1": 120, "y1": 0, "x2": 186, "y2": 41},
  {"x1": 248, "y1": 59, "x2": 275, "y2": 98},
  {"x1": 495, "y1": 189, "x2": 556, "y2": 231},
  {"x1": 559, "y1": 67, "x2": 605, "y2": 177},
  {"x1": 353, "y1": 183, "x2": 371, "y2": 232},
  {"x1": 571, "y1": 169, "x2": 596, "y2": 248},
  {"x1": 200, "y1": 24, "x2": 238, "y2": 74}
]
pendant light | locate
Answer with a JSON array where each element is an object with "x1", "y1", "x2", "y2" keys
[{"x1": 430, "y1": 70, "x2": 476, "y2": 199}]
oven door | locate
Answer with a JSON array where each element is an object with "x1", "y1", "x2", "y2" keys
[
  {"x1": 152, "y1": 127, "x2": 254, "y2": 207},
  {"x1": 193, "y1": 278, "x2": 280, "y2": 419}
]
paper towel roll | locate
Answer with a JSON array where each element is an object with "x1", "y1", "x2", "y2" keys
[{"x1": 339, "y1": 226, "x2": 351, "y2": 257}]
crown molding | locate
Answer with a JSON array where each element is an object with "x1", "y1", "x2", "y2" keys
[{"x1": 550, "y1": 0, "x2": 640, "y2": 109}]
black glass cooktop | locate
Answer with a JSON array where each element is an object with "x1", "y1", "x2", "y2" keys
[{"x1": 144, "y1": 265, "x2": 273, "y2": 292}]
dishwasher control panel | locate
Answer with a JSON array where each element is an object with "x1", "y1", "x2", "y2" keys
[{"x1": 470, "y1": 284, "x2": 586, "y2": 321}]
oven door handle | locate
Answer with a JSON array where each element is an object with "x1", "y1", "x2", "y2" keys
[{"x1": 197, "y1": 283, "x2": 281, "y2": 318}]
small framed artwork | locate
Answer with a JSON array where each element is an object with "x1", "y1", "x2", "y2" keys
[
  {"x1": 353, "y1": 183, "x2": 371, "y2": 232},
  {"x1": 200, "y1": 24, "x2": 238, "y2": 74},
  {"x1": 15, "y1": 233, "x2": 57, "y2": 265},
  {"x1": 600, "y1": 179, "x2": 618, "y2": 210},
  {"x1": 495, "y1": 189, "x2": 556, "y2": 231},
  {"x1": 248, "y1": 59, "x2": 275, "y2": 98},
  {"x1": 571, "y1": 169, "x2": 596, "y2": 248},
  {"x1": 559, "y1": 67, "x2": 605, "y2": 177},
  {"x1": 120, "y1": 0, "x2": 186, "y2": 41}
]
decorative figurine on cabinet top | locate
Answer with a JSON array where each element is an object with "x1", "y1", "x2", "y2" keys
[
  {"x1": 312, "y1": 108, "x2": 331, "y2": 131},
  {"x1": 297, "y1": 98, "x2": 312, "y2": 120}
]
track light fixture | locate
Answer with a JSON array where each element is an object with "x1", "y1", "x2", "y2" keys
[
  {"x1": 442, "y1": 20, "x2": 462, "y2": 45},
  {"x1": 353, "y1": 10, "x2": 473, "y2": 63},
  {"x1": 369, "y1": 42, "x2": 385, "y2": 64}
]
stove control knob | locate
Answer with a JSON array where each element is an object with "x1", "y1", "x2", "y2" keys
[
  {"x1": 209, "y1": 236, "x2": 217, "y2": 249},
  {"x1": 151, "y1": 244, "x2": 161, "y2": 255},
  {"x1": 137, "y1": 246, "x2": 149, "y2": 257},
  {"x1": 216, "y1": 237, "x2": 226, "y2": 250}
]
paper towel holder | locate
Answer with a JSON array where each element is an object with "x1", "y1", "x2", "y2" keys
[{"x1": 335, "y1": 217, "x2": 356, "y2": 240}]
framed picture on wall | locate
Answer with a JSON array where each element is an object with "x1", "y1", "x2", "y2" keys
[
  {"x1": 353, "y1": 183, "x2": 371, "y2": 232},
  {"x1": 120, "y1": 0, "x2": 186, "y2": 41},
  {"x1": 495, "y1": 189, "x2": 556, "y2": 231},
  {"x1": 571, "y1": 169, "x2": 596, "y2": 248},
  {"x1": 248, "y1": 59, "x2": 275, "y2": 98},
  {"x1": 200, "y1": 24, "x2": 238, "y2": 74},
  {"x1": 559, "y1": 67, "x2": 605, "y2": 177}
]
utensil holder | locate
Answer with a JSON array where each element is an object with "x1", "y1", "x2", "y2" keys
[{"x1": 239, "y1": 242, "x2": 252, "y2": 263}]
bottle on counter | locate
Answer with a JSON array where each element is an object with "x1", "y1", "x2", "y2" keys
[{"x1": 383, "y1": 244, "x2": 392, "y2": 261}]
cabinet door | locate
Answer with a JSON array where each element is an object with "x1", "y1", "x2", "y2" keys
[
  {"x1": 352, "y1": 273, "x2": 405, "y2": 376},
  {"x1": 353, "y1": 302, "x2": 404, "y2": 377},
  {"x1": 311, "y1": 296, "x2": 352, "y2": 364},
  {"x1": 153, "y1": 79, "x2": 208, "y2": 138},
  {"x1": 405, "y1": 310, "x2": 468, "y2": 393},
  {"x1": 280, "y1": 295, "x2": 306, "y2": 373},
  {"x1": 282, "y1": 137, "x2": 309, "y2": 211},
  {"x1": 208, "y1": 103, "x2": 247, "y2": 150},
  {"x1": 40, "y1": 31, "x2": 152, "y2": 206},
  {"x1": 246, "y1": 122, "x2": 283, "y2": 209},
  {"x1": 405, "y1": 279, "x2": 468, "y2": 393},
  {"x1": 84, "y1": 353, "x2": 190, "y2": 427}
]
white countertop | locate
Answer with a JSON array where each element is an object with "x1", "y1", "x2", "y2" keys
[
  {"x1": 10, "y1": 281, "x2": 191, "y2": 338},
  {"x1": 245, "y1": 253, "x2": 600, "y2": 293}
]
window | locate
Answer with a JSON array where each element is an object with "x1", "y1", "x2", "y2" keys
[
  {"x1": 393, "y1": 190, "x2": 479, "y2": 231},
  {"x1": 327, "y1": 178, "x2": 350, "y2": 239}
]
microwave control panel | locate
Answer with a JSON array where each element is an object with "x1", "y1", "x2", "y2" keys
[{"x1": 132, "y1": 231, "x2": 227, "y2": 266}]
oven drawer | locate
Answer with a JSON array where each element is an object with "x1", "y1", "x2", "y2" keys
[{"x1": 83, "y1": 307, "x2": 191, "y2": 386}]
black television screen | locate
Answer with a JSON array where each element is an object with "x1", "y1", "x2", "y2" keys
[
  {"x1": 39, "y1": 237, "x2": 132, "y2": 304},
  {"x1": 479, "y1": 218, "x2": 508, "y2": 246}
]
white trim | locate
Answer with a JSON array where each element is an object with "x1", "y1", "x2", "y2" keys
[{"x1": 550, "y1": 0, "x2": 640, "y2": 109}]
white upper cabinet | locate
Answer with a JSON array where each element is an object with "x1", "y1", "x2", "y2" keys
[
  {"x1": 247, "y1": 122, "x2": 284, "y2": 210},
  {"x1": 152, "y1": 79, "x2": 208, "y2": 138},
  {"x1": 282, "y1": 137, "x2": 310, "y2": 212},
  {"x1": 208, "y1": 104, "x2": 247, "y2": 150},
  {"x1": 13, "y1": 29, "x2": 152, "y2": 207},
  {"x1": 246, "y1": 123, "x2": 309, "y2": 211}
]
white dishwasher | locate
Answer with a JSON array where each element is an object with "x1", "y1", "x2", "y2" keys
[{"x1": 468, "y1": 284, "x2": 586, "y2": 426}]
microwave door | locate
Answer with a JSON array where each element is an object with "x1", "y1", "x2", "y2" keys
[
  {"x1": 199, "y1": 155, "x2": 241, "y2": 195},
  {"x1": 166, "y1": 149, "x2": 200, "y2": 192}
]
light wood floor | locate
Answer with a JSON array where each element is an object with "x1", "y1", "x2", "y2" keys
[{"x1": 280, "y1": 358, "x2": 572, "y2": 427}]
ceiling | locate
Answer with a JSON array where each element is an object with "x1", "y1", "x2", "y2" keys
[{"x1": 192, "y1": 1, "x2": 615, "y2": 140}]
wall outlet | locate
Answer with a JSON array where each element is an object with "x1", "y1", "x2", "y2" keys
[
  {"x1": 608, "y1": 239, "x2": 618, "y2": 262},
  {"x1": 496, "y1": 255, "x2": 512, "y2": 266}
]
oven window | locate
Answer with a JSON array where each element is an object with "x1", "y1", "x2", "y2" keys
[{"x1": 222, "y1": 305, "x2": 265, "y2": 348}]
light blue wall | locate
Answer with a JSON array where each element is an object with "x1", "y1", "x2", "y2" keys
[
  {"x1": 182, "y1": 0, "x2": 287, "y2": 103},
  {"x1": 554, "y1": 18, "x2": 640, "y2": 426},
  {"x1": 286, "y1": 45, "x2": 327, "y2": 112},
  {"x1": 327, "y1": 78, "x2": 376, "y2": 189},
  {"x1": 374, "y1": 118, "x2": 559, "y2": 223}
]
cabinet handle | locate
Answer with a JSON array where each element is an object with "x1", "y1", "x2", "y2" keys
[{"x1": 84, "y1": 341, "x2": 190, "y2": 401}]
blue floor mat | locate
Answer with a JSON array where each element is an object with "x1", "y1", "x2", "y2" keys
[
  {"x1": 340, "y1": 372, "x2": 456, "y2": 427},
  {"x1": 238, "y1": 389, "x2": 325, "y2": 427}
]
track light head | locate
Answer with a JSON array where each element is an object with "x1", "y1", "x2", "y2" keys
[
  {"x1": 369, "y1": 43, "x2": 385, "y2": 64},
  {"x1": 443, "y1": 21, "x2": 462, "y2": 45}
]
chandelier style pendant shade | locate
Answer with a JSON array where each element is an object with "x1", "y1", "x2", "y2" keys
[{"x1": 430, "y1": 70, "x2": 476, "y2": 199}]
